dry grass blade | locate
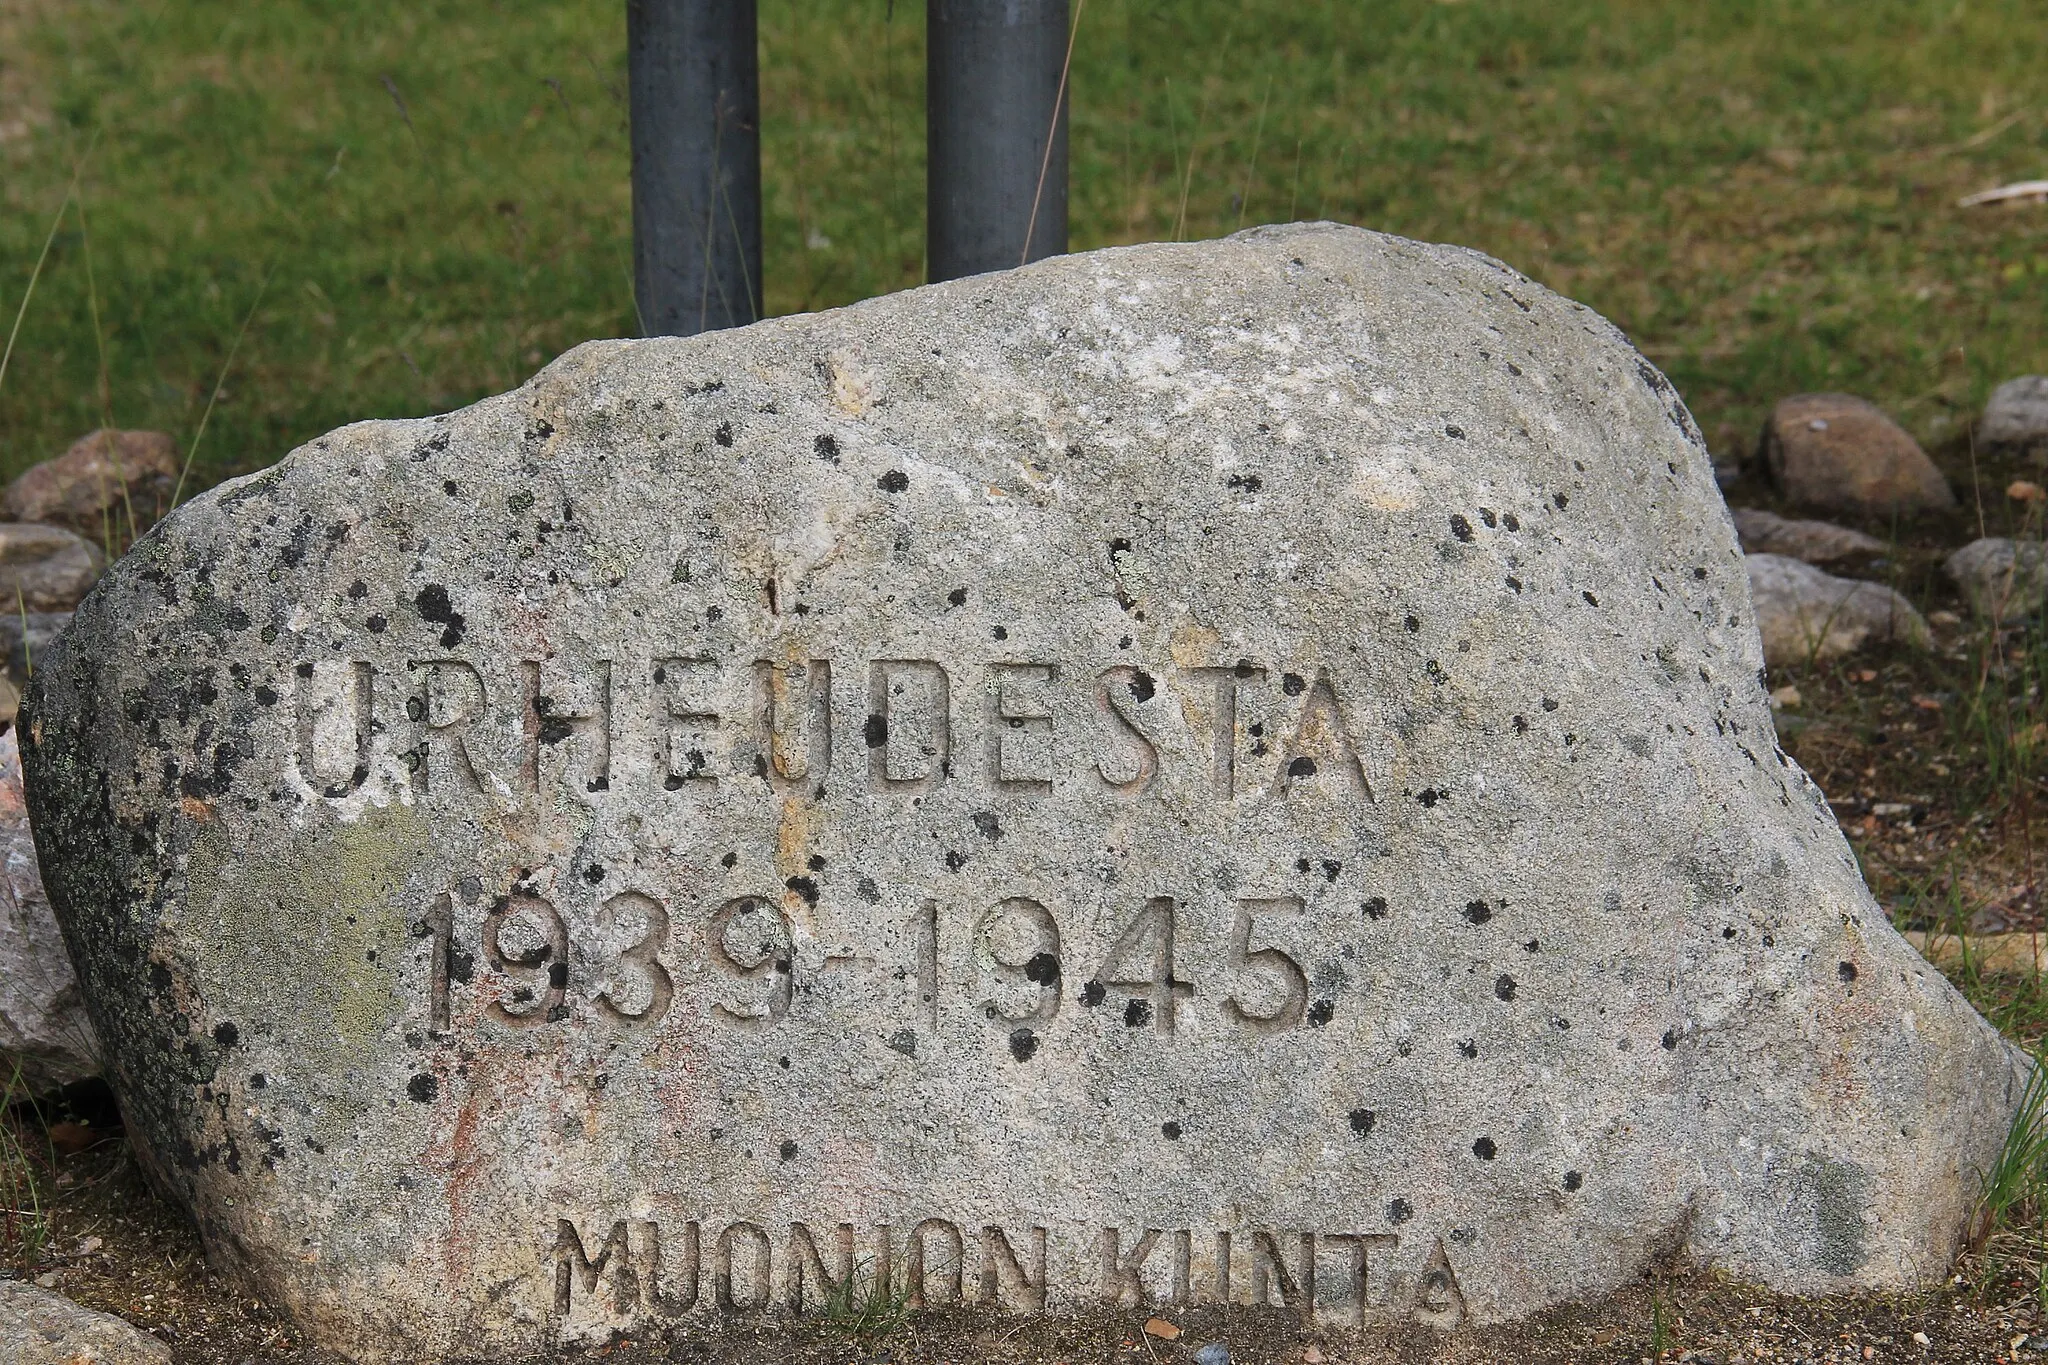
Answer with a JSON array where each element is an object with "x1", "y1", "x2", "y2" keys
[
  {"x1": 0, "y1": 126, "x2": 101, "y2": 405},
  {"x1": 0, "y1": 1062, "x2": 51, "y2": 1266},
  {"x1": 172, "y1": 264, "x2": 275, "y2": 512},
  {"x1": 1958, "y1": 180, "x2": 2048, "y2": 208},
  {"x1": 1022, "y1": 0, "x2": 1089, "y2": 266}
]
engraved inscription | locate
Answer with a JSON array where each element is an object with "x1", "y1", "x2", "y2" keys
[
  {"x1": 550, "y1": 1218, "x2": 1460, "y2": 1326},
  {"x1": 291, "y1": 649, "x2": 1373, "y2": 806}
]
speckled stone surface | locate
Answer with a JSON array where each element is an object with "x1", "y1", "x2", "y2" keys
[{"x1": 21, "y1": 224, "x2": 2026, "y2": 1363}]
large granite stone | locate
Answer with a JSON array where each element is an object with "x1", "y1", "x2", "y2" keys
[{"x1": 21, "y1": 225, "x2": 2025, "y2": 1362}]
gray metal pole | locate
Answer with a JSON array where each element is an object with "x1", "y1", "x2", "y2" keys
[
  {"x1": 927, "y1": 0, "x2": 1070, "y2": 283},
  {"x1": 627, "y1": 0, "x2": 762, "y2": 336}
]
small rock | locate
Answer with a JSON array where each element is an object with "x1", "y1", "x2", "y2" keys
[
  {"x1": 0, "y1": 612, "x2": 72, "y2": 688},
  {"x1": 1758, "y1": 394, "x2": 1955, "y2": 516},
  {"x1": 2010, "y1": 479, "x2": 2046, "y2": 503},
  {"x1": 1912, "y1": 1329, "x2": 1930, "y2": 1345},
  {"x1": 1303, "y1": 1348, "x2": 1325, "y2": 1364},
  {"x1": 1746, "y1": 553, "x2": 1932, "y2": 665},
  {"x1": 1981, "y1": 375, "x2": 2048, "y2": 459},
  {"x1": 1730, "y1": 508, "x2": 1886, "y2": 566},
  {"x1": 1929, "y1": 609, "x2": 1963, "y2": 628},
  {"x1": 0, "y1": 1278, "x2": 170, "y2": 1364},
  {"x1": 1769, "y1": 684, "x2": 1802, "y2": 709},
  {"x1": 1943, "y1": 538, "x2": 2048, "y2": 624},
  {"x1": 1193, "y1": 1345, "x2": 1231, "y2": 1365},
  {"x1": 1, "y1": 429, "x2": 181, "y2": 543},
  {"x1": 0, "y1": 725, "x2": 98, "y2": 1090},
  {"x1": 1142, "y1": 1317, "x2": 1181, "y2": 1340},
  {"x1": 0, "y1": 524, "x2": 103, "y2": 613}
]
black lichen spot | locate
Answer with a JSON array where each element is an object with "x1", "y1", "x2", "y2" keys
[
  {"x1": 1479, "y1": 508, "x2": 1497, "y2": 528},
  {"x1": 1541, "y1": 697, "x2": 1559, "y2": 712},
  {"x1": 1661, "y1": 1029, "x2": 1679, "y2": 1050},
  {"x1": 779, "y1": 1139, "x2": 798, "y2": 1161},
  {"x1": 1505, "y1": 576, "x2": 1523, "y2": 592},
  {"x1": 887, "y1": 1029, "x2": 916, "y2": 1057},
  {"x1": 365, "y1": 614, "x2": 387, "y2": 634},
  {"x1": 1450, "y1": 513, "x2": 1475, "y2": 543},
  {"x1": 1457, "y1": 1039, "x2": 1478, "y2": 1059},
  {"x1": 1109, "y1": 537, "x2": 1132, "y2": 559},
  {"x1": 249, "y1": 1074, "x2": 267, "y2": 1089},
  {"x1": 1424, "y1": 659, "x2": 1450, "y2": 685},
  {"x1": 1582, "y1": 590, "x2": 1600, "y2": 607},
  {"x1": 856, "y1": 877, "x2": 880, "y2": 904},
  {"x1": 721, "y1": 851, "x2": 739, "y2": 869},
  {"x1": 1417, "y1": 789, "x2": 1443, "y2": 808},
  {"x1": 213, "y1": 1021, "x2": 240, "y2": 1048},
  {"x1": 254, "y1": 685, "x2": 278, "y2": 707},
  {"x1": 864, "y1": 714, "x2": 888, "y2": 748},
  {"x1": 714, "y1": 421, "x2": 734, "y2": 447},
  {"x1": 414, "y1": 584, "x2": 466, "y2": 648},
  {"x1": 1464, "y1": 900, "x2": 1492, "y2": 925},
  {"x1": 1307, "y1": 998, "x2": 1335, "y2": 1026},
  {"x1": 813, "y1": 434, "x2": 840, "y2": 462},
  {"x1": 1287, "y1": 757, "x2": 1317, "y2": 778},
  {"x1": 947, "y1": 587, "x2": 968, "y2": 607},
  {"x1": 785, "y1": 876, "x2": 819, "y2": 906},
  {"x1": 1080, "y1": 980, "x2": 1107, "y2": 1006},
  {"x1": 807, "y1": 854, "x2": 826, "y2": 872},
  {"x1": 1124, "y1": 998, "x2": 1153, "y2": 1027},
  {"x1": 973, "y1": 811, "x2": 1004, "y2": 840},
  {"x1": 1387, "y1": 1198, "x2": 1414, "y2": 1225},
  {"x1": 1503, "y1": 512, "x2": 1520, "y2": 531},
  {"x1": 878, "y1": 469, "x2": 909, "y2": 492},
  {"x1": 944, "y1": 850, "x2": 967, "y2": 872},
  {"x1": 1472, "y1": 1136, "x2": 1497, "y2": 1160},
  {"x1": 1009, "y1": 1028, "x2": 1039, "y2": 1062},
  {"x1": 1838, "y1": 961, "x2": 1858, "y2": 984},
  {"x1": 347, "y1": 581, "x2": 368, "y2": 601},
  {"x1": 583, "y1": 864, "x2": 605, "y2": 885},
  {"x1": 1225, "y1": 473, "x2": 1263, "y2": 493},
  {"x1": 526, "y1": 418, "x2": 555, "y2": 442},
  {"x1": 1161, "y1": 1121, "x2": 1183, "y2": 1140},
  {"x1": 992, "y1": 625, "x2": 1008, "y2": 640},
  {"x1": 1404, "y1": 614, "x2": 1421, "y2": 633},
  {"x1": 1128, "y1": 670, "x2": 1156, "y2": 702},
  {"x1": 1723, "y1": 926, "x2": 1737, "y2": 940},
  {"x1": 1321, "y1": 859, "x2": 1341, "y2": 882},
  {"x1": 406, "y1": 1073, "x2": 439, "y2": 1104},
  {"x1": 1563, "y1": 1170, "x2": 1583, "y2": 1192},
  {"x1": 1281, "y1": 672, "x2": 1307, "y2": 696},
  {"x1": 1445, "y1": 424, "x2": 1466, "y2": 439},
  {"x1": 1025, "y1": 953, "x2": 1060, "y2": 985},
  {"x1": 1363, "y1": 896, "x2": 1388, "y2": 921},
  {"x1": 1349, "y1": 1109, "x2": 1376, "y2": 1138},
  {"x1": 1495, "y1": 974, "x2": 1517, "y2": 1001}
]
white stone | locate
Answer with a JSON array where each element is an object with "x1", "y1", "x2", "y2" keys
[
  {"x1": 0, "y1": 725, "x2": 96, "y2": 1090},
  {"x1": 1944, "y1": 538, "x2": 2048, "y2": 624},
  {"x1": 1746, "y1": 553, "x2": 1931, "y2": 665}
]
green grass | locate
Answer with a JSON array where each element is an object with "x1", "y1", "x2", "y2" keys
[{"x1": 2, "y1": 0, "x2": 2047, "y2": 497}]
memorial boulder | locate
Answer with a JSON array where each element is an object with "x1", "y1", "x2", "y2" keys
[{"x1": 21, "y1": 225, "x2": 2027, "y2": 1362}]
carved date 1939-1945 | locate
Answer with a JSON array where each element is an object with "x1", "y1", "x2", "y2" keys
[{"x1": 418, "y1": 885, "x2": 1331, "y2": 1041}]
